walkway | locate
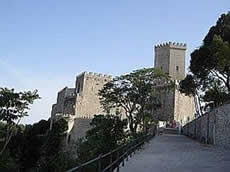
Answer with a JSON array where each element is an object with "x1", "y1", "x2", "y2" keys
[{"x1": 120, "y1": 134, "x2": 230, "y2": 172}]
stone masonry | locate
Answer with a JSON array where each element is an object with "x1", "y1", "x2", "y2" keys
[
  {"x1": 51, "y1": 42, "x2": 196, "y2": 144},
  {"x1": 154, "y1": 42, "x2": 186, "y2": 80},
  {"x1": 183, "y1": 104, "x2": 230, "y2": 149},
  {"x1": 51, "y1": 72, "x2": 125, "y2": 143},
  {"x1": 154, "y1": 42, "x2": 195, "y2": 126},
  {"x1": 74, "y1": 72, "x2": 112, "y2": 118}
]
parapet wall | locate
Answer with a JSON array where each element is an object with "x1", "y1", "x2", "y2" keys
[
  {"x1": 76, "y1": 71, "x2": 112, "y2": 80},
  {"x1": 182, "y1": 104, "x2": 230, "y2": 150},
  {"x1": 154, "y1": 42, "x2": 186, "y2": 50}
]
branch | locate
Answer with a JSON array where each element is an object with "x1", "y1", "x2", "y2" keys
[
  {"x1": 0, "y1": 117, "x2": 22, "y2": 156},
  {"x1": 210, "y1": 70, "x2": 227, "y2": 85}
]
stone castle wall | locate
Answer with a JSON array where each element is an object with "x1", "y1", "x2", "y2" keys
[
  {"x1": 182, "y1": 104, "x2": 230, "y2": 149},
  {"x1": 169, "y1": 44, "x2": 186, "y2": 80},
  {"x1": 154, "y1": 42, "x2": 194, "y2": 125},
  {"x1": 75, "y1": 72, "x2": 112, "y2": 118},
  {"x1": 156, "y1": 89, "x2": 174, "y2": 121},
  {"x1": 154, "y1": 44, "x2": 170, "y2": 75},
  {"x1": 51, "y1": 42, "x2": 195, "y2": 144},
  {"x1": 68, "y1": 117, "x2": 92, "y2": 142},
  {"x1": 174, "y1": 87, "x2": 195, "y2": 125},
  {"x1": 154, "y1": 42, "x2": 186, "y2": 80},
  {"x1": 156, "y1": 87, "x2": 195, "y2": 125},
  {"x1": 68, "y1": 72, "x2": 127, "y2": 143},
  {"x1": 51, "y1": 87, "x2": 75, "y2": 116}
]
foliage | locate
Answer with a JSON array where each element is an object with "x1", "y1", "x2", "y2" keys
[
  {"x1": 185, "y1": 12, "x2": 230, "y2": 108},
  {"x1": 99, "y1": 68, "x2": 173, "y2": 135},
  {"x1": 4, "y1": 119, "x2": 50, "y2": 171},
  {"x1": 0, "y1": 117, "x2": 70, "y2": 172},
  {"x1": 77, "y1": 114, "x2": 127, "y2": 162},
  {"x1": 0, "y1": 150, "x2": 18, "y2": 172},
  {"x1": 179, "y1": 74, "x2": 198, "y2": 96},
  {"x1": 0, "y1": 88, "x2": 40, "y2": 125},
  {"x1": 0, "y1": 87, "x2": 40, "y2": 155},
  {"x1": 179, "y1": 74, "x2": 204, "y2": 116},
  {"x1": 37, "y1": 118, "x2": 68, "y2": 172},
  {"x1": 38, "y1": 151, "x2": 78, "y2": 172}
]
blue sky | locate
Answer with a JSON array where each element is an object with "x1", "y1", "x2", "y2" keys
[{"x1": 0, "y1": 0, "x2": 229, "y2": 124}]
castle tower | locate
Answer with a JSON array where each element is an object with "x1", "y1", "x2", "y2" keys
[
  {"x1": 153, "y1": 42, "x2": 195, "y2": 127},
  {"x1": 74, "y1": 72, "x2": 113, "y2": 118},
  {"x1": 154, "y1": 42, "x2": 186, "y2": 80}
]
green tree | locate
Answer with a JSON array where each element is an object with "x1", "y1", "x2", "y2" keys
[
  {"x1": 38, "y1": 118, "x2": 68, "y2": 171},
  {"x1": 99, "y1": 68, "x2": 172, "y2": 135},
  {"x1": 186, "y1": 12, "x2": 230, "y2": 107},
  {"x1": 77, "y1": 114, "x2": 127, "y2": 162},
  {"x1": 0, "y1": 88, "x2": 40, "y2": 156},
  {"x1": 179, "y1": 74, "x2": 203, "y2": 116}
]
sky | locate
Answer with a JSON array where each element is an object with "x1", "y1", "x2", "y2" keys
[{"x1": 0, "y1": 0, "x2": 229, "y2": 124}]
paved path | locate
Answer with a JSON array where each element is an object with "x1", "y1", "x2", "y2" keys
[{"x1": 120, "y1": 134, "x2": 230, "y2": 172}]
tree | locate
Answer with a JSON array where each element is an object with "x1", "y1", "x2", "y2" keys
[
  {"x1": 0, "y1": 88, "x2": 40, "y2": 155},
  {"x1": 187, "y1": 12, "x2": 230, "y2": 107},
  {"x1": 179, "y1": 74, "x2": 203, "y2": 116},
  {"x1": 77, "y1": 114, "x2": 127, "y2": 162},
  {"x1": 99, "y1": 68, "x2": 173, "y2": 135},
  {"x1": 38, "y1": 118, "x2": 68, "y2": 171}
]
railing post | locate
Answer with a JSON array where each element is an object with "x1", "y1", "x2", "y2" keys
[
  {"x1": 78, "y1": 164, "x2": 82, "y2": 172},
  {"x1": 130, "y1": 143, "x2": 132, "y2": 158},
  {"x1": 97, "y1": 154, "x2": 102, "y2": 172},
  {"x1": 133, "y1": 140, "x2": 136, "y2": 154},
  {"x1": 126, "y1": 145, "x2": 129, "y2": 161},
  {"x1": 122, "y1": 153, "x2": 125, "y2": 167},
  {"x1": 66, "y1": 134, "x2": 153, "y2": 172},
  {"x1": 116, "y1": 151, "x2": 120, "y2": 172},
  {"x1": 109, "y1": 152, "x2": 113, "y2": 172}
]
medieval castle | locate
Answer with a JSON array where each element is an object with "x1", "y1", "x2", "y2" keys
[{"x1": 50, "y1": 42, "x2": 195, "y2": 143}]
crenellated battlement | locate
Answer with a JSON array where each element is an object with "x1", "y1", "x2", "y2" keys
[
  {"x1": 154, "y1": 42, "x2": 186, "y2": 49},
  {"x1": 76, "y1": 71, "x2": 112, "y2": 80}
]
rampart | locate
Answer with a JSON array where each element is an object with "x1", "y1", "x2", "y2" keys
[{"x1": 182, "y1": 104, "x2": 230, "y2": 149}]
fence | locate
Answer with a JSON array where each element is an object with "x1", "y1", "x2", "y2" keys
[{"x1": 66, "y1": 133, "x2": 154, "y2": 172}]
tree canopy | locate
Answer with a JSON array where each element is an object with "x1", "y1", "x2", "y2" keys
[
  {"x1": 180, "y1": 12, "x2": 230, "y2": 109},
  {"x1": 99, "y1": 68, "x2": 173, "y2": 135},
  {"x1": 0, "y1": 88, "x2": 40, "y2": 156}
]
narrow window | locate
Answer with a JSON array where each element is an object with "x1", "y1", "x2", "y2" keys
[
  {"x1": 176, "y1": 66, "x2": 179, "y2": 71},
  {"x1": 77, "y1": 83, "x2": 80, "y2": 93}
]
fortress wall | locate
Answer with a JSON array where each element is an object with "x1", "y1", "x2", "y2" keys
[
  {"x1": 156, "y1": 89, "x2": 174, "y2": 121},
  {"x1": 75, "y1": 72, "x2": 112, "y2": 118},
  {"x1": 156, "y1": 87, "x2": 195, "y2": 125},
  {"x1": 154, "y1": 45, "x2": 170, "y2": 74},
  {"x1": 69, "y1": 118, "x2": 92, "y2": 143},
  {"x1": 56, "y1": 87, "x2": 67, "y2": 113},
  {"x1": 174, "y1": 89, "x2": 195, "y2": 125},
  {"x1": 169, "y1": 46, "x2": 186, "y2": 80},
  {"x1": 208, "y1": 112, "x2": 215, "y2": 144},
  {"x1": 182, "y1": 104, "x2": 230, "y2": 149},
  {"x1": 154, "y1": 42, "x2": 186, "y2": 80},
  {"x1": 215, "y1": 105, "x2": 230, "y2": 149}
]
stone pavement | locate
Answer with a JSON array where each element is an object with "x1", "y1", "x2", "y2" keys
[{"x1": 119, "y1": 134, "x2": 230, "y2": 172}]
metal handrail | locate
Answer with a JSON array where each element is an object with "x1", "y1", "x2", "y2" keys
[{"x1": 67, "y1": 133, "x2": 154, "y2": 172}]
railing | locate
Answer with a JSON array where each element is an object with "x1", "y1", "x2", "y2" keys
[{"x1": 66, "y1": 133, "x2": 154, "y2": 172}]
